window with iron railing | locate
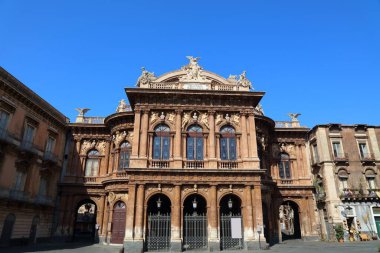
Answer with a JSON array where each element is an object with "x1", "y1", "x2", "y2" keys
[
  {"x1": 187, "y1": 125, "x2": 203, "y2": 161},
  {"x1": 13, "y1": 170, "x2": 27, "y2": 191},
  {"x1": 279, "y1": 153, "x2": 291, "y2": 179},
  {"x1": 85, "y1": 149, "x2": 100, "y2": 176},
  {"x1": 220, "y1": 126, "x2": 236, "y2": 161},
  {"x1": 153, "y1": 124, "x2": 170, "y2": 160},
  {"x1": 0, "y1": 110, "x2": 10, "y2": 130}
]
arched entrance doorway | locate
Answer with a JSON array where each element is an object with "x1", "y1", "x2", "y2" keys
[
  {"x1": 220, "y1": 194, "x2": 243, "y2": 250},
  {"x1": 146, "y1": 194, "x2": 171, "y2": 251},
  {"x1": 29, "y1": 215, "x2": 40, "y2": 244},
  {"x1": 0, "y1": 213, "x2": 16, "y2": 247},
  {"x1": 111, "y1": 201, "x2": 126, "y2": 244},
  {"x1": 74, "y1": 200, "x2": 97, "y2": 242},
  {"x1": 279, "y1": 201, "x2": 301, "y2": 241},
  {"x1": 183, "y1": 194, "x2": 207, "y2": 251}
]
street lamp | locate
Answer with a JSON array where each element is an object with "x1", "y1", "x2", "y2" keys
[
  {"x1": 228, "y1": 198, "x2": 233, "y2": 209},
  {"x1": 156, "y1": 197, "x2": 162, "y2": 215},
  {"x1": 192, "y1": 197, "x2": 198, "y2": 216}
]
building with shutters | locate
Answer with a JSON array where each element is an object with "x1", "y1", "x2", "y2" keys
[
  {"x1": 56, "y1": 57, "x2": 319, "y2": 252},
  {"x1": 0, "y1": 67, "x2": 68, "y2": 246},
  {"x1": 309, "y1": 124, "x2": 380, "y2": 242}
]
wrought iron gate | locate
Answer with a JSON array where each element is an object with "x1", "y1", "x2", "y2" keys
[
  {"x1": 146, "y1": 213, "x2": 171, "y2": 251},
  {"x1": 183, "y1": 214, "x2": 208, "y2": 250},
  {"x1": 220, "y1": 214, "x2": 243, "y2": 250}
]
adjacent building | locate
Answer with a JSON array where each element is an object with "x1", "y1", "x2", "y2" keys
[
  {"x1": 309, "y1": 124, "x2": 380, "y2": 241},
  {"x1": 0, "y1": 67, "x2": 68, "y2": 246}
]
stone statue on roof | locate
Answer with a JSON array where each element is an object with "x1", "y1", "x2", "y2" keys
[
  {"x1": 180, "y1": 56, "x2": 205, "y2": 81},
  {"x1": 237, "y1": 70, "x2": 252, "y2": 89},
  {"x1": 136, "y1": 67, "x2": 157, "y2": 87},
  {"x1": 116, "y1": 99, "x2": 130, "y2": 113}
]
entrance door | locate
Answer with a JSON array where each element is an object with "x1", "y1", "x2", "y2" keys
[
  {"x1": 220, "y1": 214, "x2": 243, "y2": 250},
  {"x1": 111, "y1": 201, "x2": 126, "y2": 244},
  {"x1": 183, "y1": 214, "x2": 208, "y2": 250},
  {"x1": 28, "y1": 216, "x2": 39, "y2": 244},
  {"x1": 0, "y1": 214, "x2": 16, "y2": 247},
  {"x1": 146, "y1": 213, "x2": 171, "y2": 251}
]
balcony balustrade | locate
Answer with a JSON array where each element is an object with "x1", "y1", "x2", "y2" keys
[
  {"x1": 9, "y1": 189, "x2": 29, "y2": 202},
  {"x1": 184, "y1": 160, "x2": 204, "y2": 169},
  {"x1": 280, "y1": 179, "x2": 294, "y2": 185},
  {"x1": 218, "y1": 161, "x2": 238, "y2": 169},
  {"x1": 43, "y1": 151, "x2": 59, "y2": 164},
  {"x1": 150, "y1": 160, "x2": 170, "y2": 168},
  {"x1": 20, "y1": 140, "x2": 40, "y2": 155},
  {"x1": 361, "y1": 153, "x2": 375, "y2": 162},
  {"x1": 35, "y1": 195, "x2": 54, "y2": 206},
  {"x1": 333, "y1": 153, "x2": 349, "y2": 162}
]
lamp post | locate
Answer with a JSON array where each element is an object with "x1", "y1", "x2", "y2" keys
[
  {"x1": 192, "y1": 197, "x2": 198, "y2": 216},
  {"x1": 157, "y1": 197, "x2": 162, "y2": 215},
  {"x1": 228, "y1": 198, "x2": 233, "y2": 216}
]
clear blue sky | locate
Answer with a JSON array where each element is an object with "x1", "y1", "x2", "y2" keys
[{"x1": 1, "y1": 0, "x2": 379, "y2": 127}]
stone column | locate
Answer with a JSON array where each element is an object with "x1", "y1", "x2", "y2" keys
[
  {"x1": 252, "y1": 183, "x2": 266, "y2": 247},
  {"x1": 101, "y1": 196, "x2": 109, "y2": 242},
  {"x1": 134, "y1": 185, "x2": 145, "y2": 240},
  {"x1": 173, "y1": 110, "x2": 182, "y2": 167},
  {"x1": 171, "y1": 185, "x2": 182, "y2": 251},
  {"x1": 124, "y1": 185, "x2": 138, "y2": 251},
  {"x1": 244, "y1": 185, "x2": 254, "y2": 241},
  {"x1": 131, "y1": 108, "x2": 141, "y2": 159},
  {"x1": 97, "y1": 195, "x2": 105, "y2": 243},
  {"x1": 208, "y1": 185, "x2": 219, "y2": 251},
  {"x1": 240, "y1": 113, "x2": 249, "y2": 161},
  {"x1": 248, "y1": 112, "x2": 258, "y2": 159},
  {"x1": 208, "y1": 111, "x2": 217, "y2": 168},
  {"x1": 139, "y1": 110, "x2": 149, "y2": 158}
]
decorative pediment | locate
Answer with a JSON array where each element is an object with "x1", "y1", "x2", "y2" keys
[{"x1": 135, "y1": 56, "x2": 253, "y2": 91}]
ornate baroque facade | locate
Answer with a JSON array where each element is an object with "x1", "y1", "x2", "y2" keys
[{"x1": 56, "y1": 57, "x2": 319, "y2": 252}]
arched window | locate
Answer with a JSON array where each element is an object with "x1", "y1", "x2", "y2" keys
[
  {"x1": 119, "y1": 142, "x2": 131, "y2": 170},
  {"x1": 0, "y1": 213, "x2": 16, "y2": 246},
  {"x1": 187, "y1": 125, "x2": 203, "y2": 160},
  {"x1": 153, "y1": 124, "x2": 170, "y2": 160},
  {"x1": 85, "y1": 150, "x2": 100, "y2": 176},
  {"x1": 279, "y1": 153, "x2": 291, "y2": 179},
  {"x1": 220, "y1": 126, "x2": 236, "y2": 161}
]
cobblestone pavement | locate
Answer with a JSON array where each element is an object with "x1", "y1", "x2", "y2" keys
[
  {"x1": 0, "y1": 240, "x2": 379, "y2": 253},
  {"x1": 268, "y1": 240, "x2": 379, "y2": 253}
]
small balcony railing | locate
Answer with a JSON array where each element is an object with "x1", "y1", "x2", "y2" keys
[
  {"x1": 150, "y1": 160, "x2": 170, "y2": 168},
  {"x1": 43, "y1": 151, "x2": 59, "y2": 164},
  {"x1": 333, "y1": 153, "x2": 349, "y2": 161},
  {"x1": 218, "y1": 161, "x2": 238, "y2": 169},
  {"x1": 20, "y1": 140, "x2": 40, "y2": 155},
  {"x1": 361, "y1": 153, "x2": 375, "y2": 162},
  {"x1": 83, "y1": 177, "x2": 97, "y2": 183},
  {"x1": 280, "y1": 179, "x2": 294, "y2": 185},
  {"x1": 35, "y1": 195, "x2": 54, "y2": 206},
  {"x1": 184, "y1": 160, "x2": 204, "y2": 169},
  {"x1": 9, "y1": 189, "x2": 29, "y2": 202}
]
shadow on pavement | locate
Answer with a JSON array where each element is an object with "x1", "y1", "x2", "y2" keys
[{"x1": 0, "y1": 242, "x2": 113, "y2": 253}]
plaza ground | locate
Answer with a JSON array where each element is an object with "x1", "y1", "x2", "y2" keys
[{"x1": 0, "y1": 240, "x2": 379, "y2": 253}]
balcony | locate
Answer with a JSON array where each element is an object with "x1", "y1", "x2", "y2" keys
[
  {"x1": 43, "y1": 151, "x2": 59, "y2": 165},
  {"x1": 150, "y1": 160, "x2": 170, "y2": 168},
  {"x1": 35, "y1": 195, "x2": 54, "y2": 206},
  {"x1": 333, "y1": 153, "x2": 349, "y2": 164},
  {"x1": 218, "y1": 161, "x2": 238, "y2": 169},
  {"x1": 0, "y1": 127, "x2": 18, "y2": 145},
  {"x1": 280, "y1": 179, "x2": 294, "y2": 185},
  {"x1": 83, "y1": 177, "x2": 97, "y2": 183},
  {"x1": 9, "y1": 189, "x2": 29, "y2": 202},
  {"x1": 184, "y1": 160, "x2": 204, "y2": 169},
  {"x1": 340, "y1": 188, "x2": 380, "y2": 200},
  {"x1": 19, "y1": 140, "x2": 40, "y2": 155},
  {"x1": 360, "y1": 153, "x2": 375, "y2": 164}
]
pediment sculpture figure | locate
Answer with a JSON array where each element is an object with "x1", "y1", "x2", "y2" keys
[
  {"x1": 116, "y1": 99, "x2": 130, "y2": 113},
  {"x1": 150, "y1": 112, "x2": 159, "y2": 124},
  {"x1": 180, "y1": 56, "x2": 205, "y2": 81},
  {"x1": 237, "y1": 70, "x2": 252, "y2": 89},
  {"x1": 136, "y1": 67, "x2": 156, "y2": 87},
  {"x1": 200, "y1": 113, "x2": 209, "y2": 128}
]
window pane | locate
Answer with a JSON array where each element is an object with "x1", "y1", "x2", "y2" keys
[
  {"x1": 196, "y1": 137, "x2": 203, "y2": 160},
  {"x1": 279, "y1": 163, "x2": 285, "y2": 178},
  {"x1": 39, "y1": 177, "x2": 47, "y2": 196},
  {"x1": 153, "y1": 136, "x2": 161, "y2": 159},
  {"x1": 285, "y1": 161, "x2": 291, "y2": 178},
  {"x1": 187, "y1": 137, "x2": 194, "y2": 160},
  {"x1": 46, "y1": 137, "x2": 55, "y2": 152},
  {"x1": 162, "y1": 137, "x2": 170, "y2": 160},
  {"x1": 0, "y1": 110, "x2": 10, "y2": 129},
  {"x1": 220, "y1": 138, "x2": 228, "y2": 160},
  {"x1": 229, "y1": 137, "x2": 236, "y2": 160},
  {"x1": 24, "y1": 125, "x2": 35, "y2": 142}
]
